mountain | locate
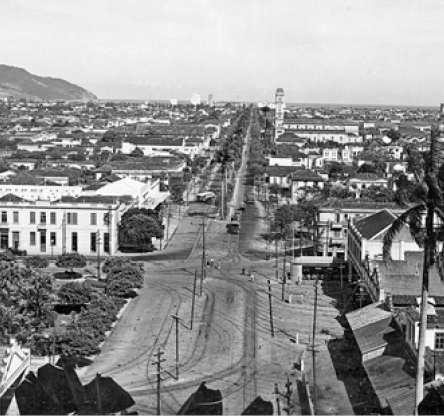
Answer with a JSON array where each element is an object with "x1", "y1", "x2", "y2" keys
[{"x1": 0, "y1": 65, "x2": 97, "y2": 101}]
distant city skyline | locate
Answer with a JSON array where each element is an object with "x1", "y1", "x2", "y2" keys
[{"x1": 1, "y1": 0, "x2": 444, "y2": 106}]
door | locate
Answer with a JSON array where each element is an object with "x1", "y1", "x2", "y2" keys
[
  {"x1": 12, "y1": 232, "x2": 19, "y2": 250},
  {"x1": 0, "y1": 229, "x2": 8, "y2": 250},
  {"x1": 40, "y1": 231, "x2": 46, "y2": 253}
]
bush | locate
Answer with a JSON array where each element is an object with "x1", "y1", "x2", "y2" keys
[
  {"x1": 0, "y1": 250, "x2": 15, "y2": 262},
  {"x1": 57, "y1": 281, "x2": 92, "y2": 305},
  {"x1": 9, "y1": 247, "x2": 27, "y2": 256},
  {"x1": 107, "y1": 265, "x2": 143, "y2": 288},
  {"x1": 56, "y1": 252, "x2": 87, "y2": 270},
  {"x1": 107, "y1": 279, "x2": 138, "y2": 298},
  {"x1": 25, "y1": 256, "x2": 50, "y2": 269},
  {"x1": 102, "y1": 257, "x2": 132, "y2": 273}
]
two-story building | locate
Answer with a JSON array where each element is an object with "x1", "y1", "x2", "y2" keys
[
  {"x1": 0, "y1": 194, "x2": 123, "y2": 256},
  {"x1": 316, "y1": 200, "x2": 405, "y2": 259}
]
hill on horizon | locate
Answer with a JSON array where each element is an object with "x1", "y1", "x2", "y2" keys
[{"x1": 0, "y1": 64, "x2": 97, "y2": 101}]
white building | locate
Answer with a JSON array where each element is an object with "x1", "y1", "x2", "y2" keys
[
  {"x1": 0, "y1": 184, "x2": 83, "y2": 201},
  {"x1": 0, "y1": 194, "x2": 122, "y2": 256}
]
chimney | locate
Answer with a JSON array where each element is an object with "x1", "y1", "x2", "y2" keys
[{"x1": 385, "y1": 292, "x2": 394, "y2": 312}]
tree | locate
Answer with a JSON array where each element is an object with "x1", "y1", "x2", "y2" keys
[
  {"x1": 169, "y1": 175, "x2": 186, "y2": 202},
  {"x1": 19, "y1": 271, "x2": 56, "y2": 325},
  {"x1": 268, "y1": 183, "x2": 282, "y2": 197},
  {"x1": 382, "y1": 129, "x2": 444, "y2": 412},
  {"x1": 387, "y1": 128, "x2": 401, "y2": 141},
  {"x1": 10, "y1": 172, "x2": 41, "y2": 185},
  {"x1": 118, "y1": 213, "x2": 163, "y2": 252},
  {"x1": 56, "y1": 253, "x2": 87, "y2": 278},
  {"x1": 130, "y1": 147, "x2": 144, "y2": 157}
]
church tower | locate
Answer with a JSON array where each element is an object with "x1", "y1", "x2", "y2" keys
[{"x1": 274, "y1": 88, "x2": 285, "y2": 140}]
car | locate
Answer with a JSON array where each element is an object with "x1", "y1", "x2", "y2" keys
[{"x1": 196, "y1": 191, "x2": 216, "y2": 202}]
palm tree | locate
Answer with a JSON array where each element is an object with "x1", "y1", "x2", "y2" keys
[{"x1": 383, "y1": 128, "x2": 444, "y2": 413}]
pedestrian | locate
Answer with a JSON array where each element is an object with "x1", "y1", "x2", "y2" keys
[
  {"x1": 210, "y1": 258, "x2": 214, "y2": 267},
  {"x1": 216, "y1": 261, "x2": 221, "y2": 269},
  {"x1": 241, "y1": 268, "x2": 245, "y2": 275},
  {"x1": 250, "y1": 272, "x2": 255, "y2": 282}
]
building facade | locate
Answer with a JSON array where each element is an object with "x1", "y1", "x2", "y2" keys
[{"x1": 0, "y1": 196, "x2": 123, "y2": 256}]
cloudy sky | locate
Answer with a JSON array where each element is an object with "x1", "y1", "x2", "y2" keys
[{"x1": 1, "y1": 0, "x2": 444, "y2": 105}]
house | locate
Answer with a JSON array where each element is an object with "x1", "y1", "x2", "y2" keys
[
  {"x1": 348, "y1": 173, "x2": 388, "y2": 196},
  {"x1": 347, "y1": 210, "x2": 422, "y2": 301},
  {"x1": 265, "y1": 166, "x2": 303, "y2": 188},
  {"x1": 289, "y1": 169, "x2": 325, "y2": 199},
  {"x1": 121, "y1": 136, "x2": 185, "y2": 155},
  {"x1": 346, "y1": 300, "x2": 417, "y2": 415},
  {"x1": 316, "y1": 200, "x2": 405, "y2": 259}
]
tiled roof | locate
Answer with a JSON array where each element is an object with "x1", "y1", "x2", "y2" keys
[
  {"x1": 318, "y1": 198, "x2": 402, "y2": 211},
  {"x1": 354, "y1": 209, "x2": 397, "y2": 239},
  {"x1": 350, "y1": 172, "x2": 385, "y2": 181},
  {"x1": 0, "y1": 193, "x2": 29, "y2": 202},
  {"x1": 265, "y1": 166, "x2": 304, "y2": 177},
  {"x1": 290, "y1": 169, "x2": 325, "y2": 182}
]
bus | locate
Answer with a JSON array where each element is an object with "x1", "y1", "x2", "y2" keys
[{"x1": 226, "y1": 220, "x2": 240, "y2": 234}]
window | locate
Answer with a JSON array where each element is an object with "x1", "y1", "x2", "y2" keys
[
  {"x1": 40, "y1": 212, "x2": 46, "y2": 224},
  {"x1": 13, "y1": 211, "x2": 18, "y2": 224},
  {"x1": 90, "y1": 213, "x2": 97, "y2": 226},
  {"x1": 90, "y1": 232, "x2": 97, "y2": 252},
  {"x1": 30, "y1": 212, "x2": 36, "y2": 224},
  {"x1": 50, "y1": 212, "x2": 56, "y2": 225},
  {"x1": 67, "y1": 213, "x2": 78, "y2": 225},
  {"x1": 435, "y1": 333, "x2": 444, "y2": 350},
  {"x1": 30, "y1": 232, "x2": 36, "y2": 245},
  {"x1": 1, "y1": 211, "x2": 7, "y2": 223},
  {"x1": 50, "y1": 232, "x2": 56, "y2": 246},
  {"x1": 104, "y1": 232, "x2": 110, "y2": 253}
]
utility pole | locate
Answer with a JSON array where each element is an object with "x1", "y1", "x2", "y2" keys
[
  {"x1": 312, "y1": 278, "x2": 319, "y2": 415},
  {"x1": 268, "y1": 279, "x2": 275, "y2": 337},
  {"x1": 200, "y1": 215, "x2": 206, "y2": 296},
  {"x1": 171, "y1": 314, "x2": 180, "y2": 380},
  {"x1": 221, "y1": 167, "x2": 225, "y2": 220},
  {"x1": 166, "y1": 203, "x2": 171, "y2": 242},
  {"x1": 96, "y1": 230, "x2": 101, "y2": 281},
  {"x1": 96, "y1": 373, "x2": 103, "y2": 415},
  {"x1": 274, "y1": 383, "x2": 281, "y2": 416},
  {"x1": 191, "y1": 269, "x2": 197, "y2": 329},
  {"x1": 152, "y1": 348, "x2": 165, "y2": 415},
  {"x1": 275, "y1": 236, "x2": 279, "y2": 280}
]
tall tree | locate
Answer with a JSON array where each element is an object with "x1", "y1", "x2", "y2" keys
[{"x1": 383, "y1": 128, "x2": 444, "y2": 412}]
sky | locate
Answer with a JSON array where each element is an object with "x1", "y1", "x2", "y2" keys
[{"x1": 1, "y1": 0, "x2": 444, "y2": 106}]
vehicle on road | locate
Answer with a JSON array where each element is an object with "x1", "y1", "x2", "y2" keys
[
  {"x1": 196, "y1": 191, "x2": 216, "y2": 202},
  {"x1": 226, "y1": 220, "x2": 240, "y2": 234}
]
